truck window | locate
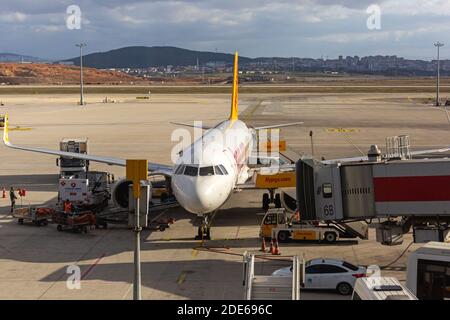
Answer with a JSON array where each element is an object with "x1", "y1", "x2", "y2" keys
[
  {"x1": 264, "y1": 214, "x2": 277, "y2": 225},
  {"x1": 322, "y1": 183, "x2": 332, "y2": 198},
  {"x1": 417, "y1": 259, "x2": 450, "y2": 300}
]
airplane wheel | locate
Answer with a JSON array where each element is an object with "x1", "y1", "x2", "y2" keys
[
  {"x1": 262, "y1": 193, "x2": 270, "y2": 210},
  {"x1": 274, "y1": 194, "x2": 282, "y2": 208}
]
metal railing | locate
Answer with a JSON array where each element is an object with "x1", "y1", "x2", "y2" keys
[{"x1": 385, "y1": 135, "x2": 411, "y2": 160}]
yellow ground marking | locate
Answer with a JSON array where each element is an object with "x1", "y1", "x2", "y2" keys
[
  {"x1": 326, "y1": 128, "x2": 359, "y2": 133},
  {"x1": 177, "y1": 271, "x2": 187, "y2": 284},
  {"x1": 10, "y1": 126, "x2": 32, "y2": 131}
]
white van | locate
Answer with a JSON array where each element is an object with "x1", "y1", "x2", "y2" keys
[
  {"x1": 352, "y1": 277, "x2": 417, "y2": 300},
  {"x1": 406, "y1": 242, "x2": 450, "y2": 300}
]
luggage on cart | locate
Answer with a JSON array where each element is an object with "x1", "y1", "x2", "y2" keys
[
  {"x1": 52, "y1": 210, "x2": 96, "y2": 233},
  {"x1": 13, "y1": 206, "x2": 55, "y2": 226}
]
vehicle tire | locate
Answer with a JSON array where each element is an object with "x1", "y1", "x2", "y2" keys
[
  {"x1": 57, "y1": 225, "x2": 62, "y2": 232},
  {"x1": 18, "y1": 218, "x2": 24, "y2": 225},
  {"x1": 42, "y1": 220, "x2": 48, "y2": 226},
  {"x1": 336, "y1": 282, "x2": 352, "y2": 296},
  {"x1": 324, "y1": 232, "x2": 337, "y2": 244},
  {"x1": 274, "y1": 193, "x2": 282, "y2": 208},
  {"x1": 159, "y1": 225, "x2": 166, "y2": 232},
  {"x1": 262, "y1": 193, "x2": 270, "y2": 210},
  {"x1": 278, "y1": 231, "x2": 290, "y2": 242}
]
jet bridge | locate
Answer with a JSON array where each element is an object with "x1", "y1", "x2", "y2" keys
[{"x1": 295, "y1": 153, "x2": 450, "y2": 245}]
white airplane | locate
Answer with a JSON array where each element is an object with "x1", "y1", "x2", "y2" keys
[
  {"x1": 3, "y1": 53, "x2": 450, "y2": 239},
  {"x1": 2, "y1": 52, "x2": 303, "y2": 239}
]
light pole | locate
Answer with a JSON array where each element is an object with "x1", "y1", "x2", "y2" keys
[
  {"x1": 75, "y1": 43, "x2": 87, "y2": 105},
  {"x1": 434, "y1": 42, "x2": 444, "y2": 106}
]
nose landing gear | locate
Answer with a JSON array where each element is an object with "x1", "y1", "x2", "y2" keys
[
  {"x1": 195, "y1": 211, "x2": 216, "y2": 240},
  {"x1": 262, "y1": 189, "x2": 282, "y2": 210}
]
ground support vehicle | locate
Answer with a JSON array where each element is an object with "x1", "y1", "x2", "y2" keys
[{"x1": 260, "y1": 208, "x2": 359, "y2": 243}]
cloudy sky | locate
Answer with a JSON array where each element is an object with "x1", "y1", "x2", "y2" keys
[{"x1": 1, "y1": 0, "x2": 449, "y2": 60}]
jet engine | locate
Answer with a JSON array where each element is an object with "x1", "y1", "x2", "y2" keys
[{"x1": 111, "y1": 178, "x2": 152, "y2": 209}]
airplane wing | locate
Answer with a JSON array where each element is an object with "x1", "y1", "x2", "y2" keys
[
  {"x1": 2, "y1": 114, "x2": 173, "y2": 176},
  {"x1": 170, "y1": 122, "x2": 212, "y2": 130},
  {"x1": 253, "y1": 122, "x2": 303, "y2": 130}
]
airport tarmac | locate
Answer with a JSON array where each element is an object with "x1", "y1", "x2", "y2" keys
[{"x1": 0, "y1": 91, "x2": 449, "y2": 299}]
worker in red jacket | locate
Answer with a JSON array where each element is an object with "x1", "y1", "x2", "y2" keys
[{"x1": 63, "y1": 199, "x2": 73, "y2": 214}]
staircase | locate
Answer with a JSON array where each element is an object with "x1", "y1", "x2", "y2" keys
[{"x1": 243, "y1": 252, "x2": 303, "y2": 300}]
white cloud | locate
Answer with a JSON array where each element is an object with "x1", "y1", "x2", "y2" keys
[{"x1": 0, "y1": 12, "x2": 27, "y2": 23}]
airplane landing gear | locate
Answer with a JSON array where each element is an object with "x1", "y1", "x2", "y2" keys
[
  {"x1": 195, "y1": 212, "x2": 216, "y2": 240},
  {"x1": 262, "y1": 189, "x2": 282, "y2": 210}
]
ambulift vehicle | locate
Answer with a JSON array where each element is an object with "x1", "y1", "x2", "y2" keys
[
  {"x1": 260, "y1": 208, "x2": 354, "y2": 243},
  {"x1": 406, "y1": 242, "x2": 450, "y2": 300},
  {"x1": 13, "y1": 206, "x2": 55, "y2": 226}
]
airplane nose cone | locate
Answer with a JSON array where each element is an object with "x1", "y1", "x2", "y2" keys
[{"x1": 172, "y1": 176, "x2": 230, "y2": 214}]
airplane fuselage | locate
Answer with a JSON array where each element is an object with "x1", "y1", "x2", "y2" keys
[{"x1": 171, "y1": 119, "x2": 254, "y2": 215}]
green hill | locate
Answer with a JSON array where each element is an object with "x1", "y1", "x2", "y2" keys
[{"x1": 64, "y1": 46, "x2": 252, "y2": 68}]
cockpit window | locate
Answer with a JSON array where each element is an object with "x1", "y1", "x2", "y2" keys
[
  {"x1": 183, "y1": 165, "x2": 198, "y2": 176},
  {"x1": 174, "y1": 165, "x2": 185, "y2": 175},
  {"x1": 199, "y1": 166, "x2": 215, "y2": 176},
  {"x1": 214, "y1": 166, "x2": 224, "y2": 175},
  {"x1": 219, "y1": 165, "x2": 228, "y2": 175}
]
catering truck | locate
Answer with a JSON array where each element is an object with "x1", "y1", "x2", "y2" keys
[
  {"x1": 58, "y1": 171, "x2": 110, "y2": 211},
  {"x1": 56, "y1": 138, "x2": 89, "y2": 177}
]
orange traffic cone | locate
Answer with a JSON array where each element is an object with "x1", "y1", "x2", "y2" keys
[
  {"x1": 269, "y1": 238, "x2": 275, "y2": 255},
  {"x1": 273, "y1": 239, "x2": 281, "y2": 255},
  {"x1": 260, "y1": 238, "x2": 267, "y2": 252},
  {"x1": 2, "y1": 187, "x2": 5, "y2": 199}
]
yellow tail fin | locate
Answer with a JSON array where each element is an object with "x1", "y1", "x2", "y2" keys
[{"x1": 230, "y1": 52, "x2": 239, "y2": 120}]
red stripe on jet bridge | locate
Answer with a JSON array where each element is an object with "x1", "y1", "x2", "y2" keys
[{"x1": 374, "y1": 176, "x2": 450, "y2": 202}]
